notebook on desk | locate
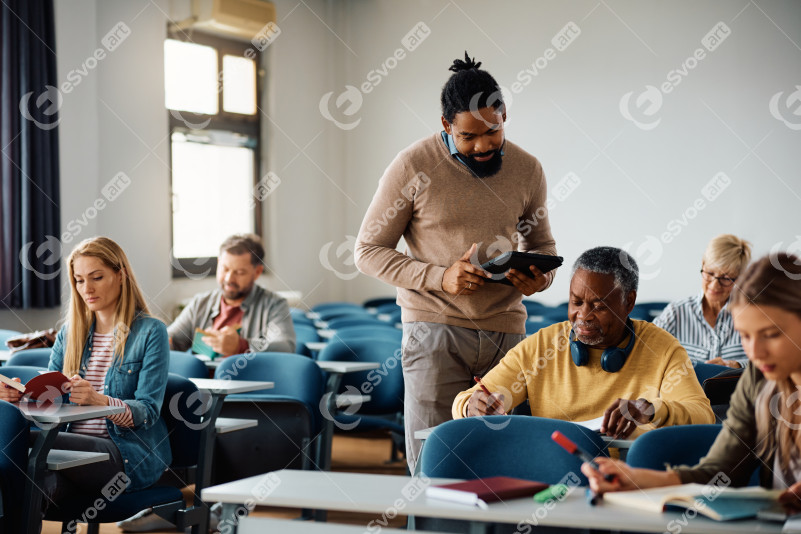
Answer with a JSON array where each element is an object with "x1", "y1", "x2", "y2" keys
[{"x1": 603, "y1": 483, "x2": 782, "y2": 521}]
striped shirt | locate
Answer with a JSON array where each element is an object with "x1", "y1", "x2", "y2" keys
[
  {"x1": 653, "y1": 294, "x2": 747, "y2": 365},
  {"x1": 70, "y1": 332, "x2": 134, "y2": 437}
]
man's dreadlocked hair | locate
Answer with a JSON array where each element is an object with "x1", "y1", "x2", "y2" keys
[{"x1": 440, "y1": 51, "x2": 504, "y2": 123}]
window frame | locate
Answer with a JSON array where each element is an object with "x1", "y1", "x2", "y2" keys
[{"x1": 166, "y1": 30, "x2": 263, "y2": 278}]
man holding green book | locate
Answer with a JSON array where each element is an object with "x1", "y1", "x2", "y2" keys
[{"x1": 168, "y1": 233, "x2": 296, "y2": 358}]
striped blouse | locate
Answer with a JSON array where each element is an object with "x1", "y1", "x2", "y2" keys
[
  {"x1": 70, "y1": 332, "x2": 134, "y2": 437},
  {"x1": 653, "y1": 294, "x2": 747, "y2": 365}
]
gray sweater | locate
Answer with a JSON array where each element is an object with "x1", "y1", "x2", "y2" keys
[{"x1": 168, "y1": 285, "x2": 296, "y2": 354}]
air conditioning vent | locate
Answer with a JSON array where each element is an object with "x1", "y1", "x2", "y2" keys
[{"x1": 188, "y1": 0, "x2": 276, "y2": 42}]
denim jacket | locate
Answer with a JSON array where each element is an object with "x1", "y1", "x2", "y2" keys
[{"x1": 48, "y1": 315, "x2": 172, "y2": 491}]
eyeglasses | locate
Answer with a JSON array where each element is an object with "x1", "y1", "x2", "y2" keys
[{"x1": 700, "y1": 269, "x2": 736, "y2": 287}]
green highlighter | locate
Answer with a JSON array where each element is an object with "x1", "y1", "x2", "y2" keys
[{"x1": 533, "y1": 484, "x2": 569, "y2": 503}]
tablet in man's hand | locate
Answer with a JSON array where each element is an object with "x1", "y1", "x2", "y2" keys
[{"x1": 480, "y1": 252, "x2": 563, "y2": 285}]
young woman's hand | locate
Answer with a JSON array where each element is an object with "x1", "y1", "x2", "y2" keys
[
  {"x1": 0, "y1": 378, "x2": 23, "y2": 402},
  {"x1": 67, "y1": 374, "x2": 108, "y2": 406}
]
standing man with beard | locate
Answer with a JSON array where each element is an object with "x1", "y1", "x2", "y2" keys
[
  {"x1": 168, "y1": 233, "x2": 296, "y2": 357},
  {"x1": 355, "y1": 53, "x2": 559, "y2": 472}
]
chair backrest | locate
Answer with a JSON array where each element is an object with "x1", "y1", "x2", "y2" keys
[
  {"x1": 0, "y1": 329, "x2": 22, "y2": 347},
  {"x1": 693, "y1": 362, "x2": 729, "y2": 385},
  {"x1": 161, "y1": 373, "x2": 204, "y2": 469},
  {"x1": 290, "y1": 308, "x2": 314, "y2": 327},
  {"x1": 331, "y1": 326, "x2": 403, "y2": 344},
  {"x1": 419, "y1": 416, "x2": 608, "y2": 486},
  {"x1": 326, "y1": 316, "x2": 387, "y2": 331},
  {"x1": 0, "y1": 365, "x2": 49, "y2": 384},
  {"x1": 317, "y1": 307, "x2": 373, "y2": 322},
  {"x1": 0, "y1": 400, "x2": 30, "y2": 533},
  {"x1": 294, "y1": 325, "x2": 320, "y2": 357},
  {"x1": 317, "y1": 338, "x2": 403, "y2": 415},
  {"x1": 362, "y1": 297, "x2": 396, "y2": 310},
  {"x1": 312, "y1": 302, "x2": 363, "y2": 314},
  {"x1": 379, "y1": 308, "x2": 402, "y2": 324},
  {"x1": 5, "y1": 348, "x2": 52, "y2": 367},
  {"x1": 168, "y1": 351, "x2": 209, "y2": 379},
  {"x1": 214, "y1": 352, "x2": 325, "y2": 430},
  {"x1": 626, "y1": 424, "x2": 722, "y2": 471}
]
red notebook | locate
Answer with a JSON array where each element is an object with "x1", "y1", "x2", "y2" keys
[
  {"x1": 425, "y1": 476, "x2": 548, "y2": 509},
  {"x1": 0, "y1": 371, "x2": 70, "y2": 402}
]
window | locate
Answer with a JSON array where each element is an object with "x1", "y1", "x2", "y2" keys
[{"x1": 165, "y1": 32, "x2": 262, "y2": 277}]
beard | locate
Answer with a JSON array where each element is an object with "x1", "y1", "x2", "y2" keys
[
  {"x1": 222, "y1": 282, "x2": 253, "y2": 302},
  {"x1": 458, "y1": 149, "x2": 504, "y2": 178},
  {"x1": 572, "y1": 320, "x2": 605, "y2": 346}
]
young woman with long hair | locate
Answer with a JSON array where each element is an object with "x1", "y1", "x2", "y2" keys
[{"x1": 0, "y1": 236, "x2": 171, "y2": 519}]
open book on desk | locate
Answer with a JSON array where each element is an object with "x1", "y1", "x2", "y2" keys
[
  {"x1": 603, "y1": 483, "x2": 782, "y2": 521},
  {"x1": 425, "y1": 476, "x2": 548, "y2": 509}
]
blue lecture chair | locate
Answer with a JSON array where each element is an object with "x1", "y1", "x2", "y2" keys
[
  {"x1": 290, "y1": 307, "x2": 315, "y2": 326},
  {"x1": 418, "y1": 416, "x2": 609, "y2": 532},
  {"x1": 522, "y1": 300, "x2": 551, "y2": 316},
  {"x1": 362, "y1": 297, "x2": 397, "y2": 311},
  {"x1": 326, "y1": 315, "x2": 387, "y2": 331},
  {"x1": 373, "y1": 302, "x2": 401, "y2": 315},
  {"x1": 0, "y1": 329, "x2": 22, "y2": 348},
  {"x1": 0, "y1": 365, "x2": 48, "y2": 385},
  {"x1": 6, "y1": 348, "x2": 52, "y2": 368},
  {"x1": 212, "y1": 352, "x2": 325, "y2": 484},
  {"x1": 626, "y1": 425, "x2": 759, "y2": 487},
  {"x1": 311, "y1": 302, "x2": 363, "y2": 313},
  {"x1": 378, "y1": 307, "x2": 402, "y2": 325},
  {"x1": 168, "y1": 350, "x2": 209, "y2": 379},
  {"x1": 330, "y1": 325, "x2": 403, "y2": 344},
  {"x1": 0, "y1": 400, "x2": 30, "y2": 533},
  {"x1": 317, "y1": 338, "x2": 405, "y2": 461},
  {"x1": 294, "y1": 324, "x2": 320, "y2": 358},
  {"x1": 46, "y1": 374, "x2": 208, "y2": 533},
  {"x1": 316, "y1": 307, "x2": 374, "y2": 323},
  {"x1": 693, "y1": 361, "x2": 729, "y2": 385}
]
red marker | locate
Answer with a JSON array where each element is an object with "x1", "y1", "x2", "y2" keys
[
  {"x1": 551, "y1": 431, "x2": 617, "y2": 483},
  {"x1": 473, "y1": 376, "x2": 492, "y2": 396}
]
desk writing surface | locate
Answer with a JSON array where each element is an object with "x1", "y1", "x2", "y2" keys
[
  {"x1": 202, "y1": 470, "x2": 780, "y2": 534},
  {"x1": 315, "y1": 361, "x2": 380, "y2": 374},
  {"x1": 237, "y1": 517, "x2": 441, "y2": 534},
  {"x1": 18, "y1": 403, "x2": 124, "y2": 423},
  {"x1": 44, "y1": 449, "x2": 109, "y2": 470},
  {"x1": 215, "y1": 417, "x2": 258, "y2": 434},
  {"x1": 189, "y1": 378, "x2": 274, "y2": 395},
  {"x1": 305, "y1": 341, "x2": 328, "y2": 352}
]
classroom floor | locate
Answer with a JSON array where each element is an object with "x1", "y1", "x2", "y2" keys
[{"x1": 41, "y1": 432, "x2": 408, "y2": 533}]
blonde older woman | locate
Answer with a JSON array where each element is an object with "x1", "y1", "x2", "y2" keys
[{"x1": 654, "y1": 234, "x2": 751, "y2": 368}]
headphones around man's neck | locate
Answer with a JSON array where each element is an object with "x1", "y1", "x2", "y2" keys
[{"x1": 570, "y1": 317, "x2": 637, "y2": 373}]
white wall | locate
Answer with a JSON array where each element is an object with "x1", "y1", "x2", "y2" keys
[
  {"x1": 328, "y1": 0, "x2": 801, "y2": 305},
  {"x1": 1, "y1": 0, "x2": 799, "y2": 332}
]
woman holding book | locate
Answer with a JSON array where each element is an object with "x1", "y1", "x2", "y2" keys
[
  {"x1": 582, "y1": 252, "x2": 801, "y2": 511},
  {"x1": 0, "y1": 236, "x2": 171, "y2": 516}
]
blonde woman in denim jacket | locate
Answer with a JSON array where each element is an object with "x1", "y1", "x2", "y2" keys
[{"x1": 0, "y1": 236, "x2": 171, "y2": 520}]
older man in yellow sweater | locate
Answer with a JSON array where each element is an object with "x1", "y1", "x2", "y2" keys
[{"x1": 453, "y1": 247, "x2": 715, "y2": 438}]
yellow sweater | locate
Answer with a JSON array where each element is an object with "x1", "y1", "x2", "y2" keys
[{"x1": 452, "y1": 320, "x2": 715, "y2": 435}]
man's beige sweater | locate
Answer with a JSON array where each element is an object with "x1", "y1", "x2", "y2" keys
[{"x1": 355, "y1": 133, "x2": 557, "y2": 334}]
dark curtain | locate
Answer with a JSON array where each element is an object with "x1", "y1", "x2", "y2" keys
[{"x1": 0, "y1": 0, "x2": 61, "y2": 309}]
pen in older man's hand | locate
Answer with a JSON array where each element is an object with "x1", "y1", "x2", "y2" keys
[{"x1": 473, "y1": 376, "x2": 492, "y2": 396}]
